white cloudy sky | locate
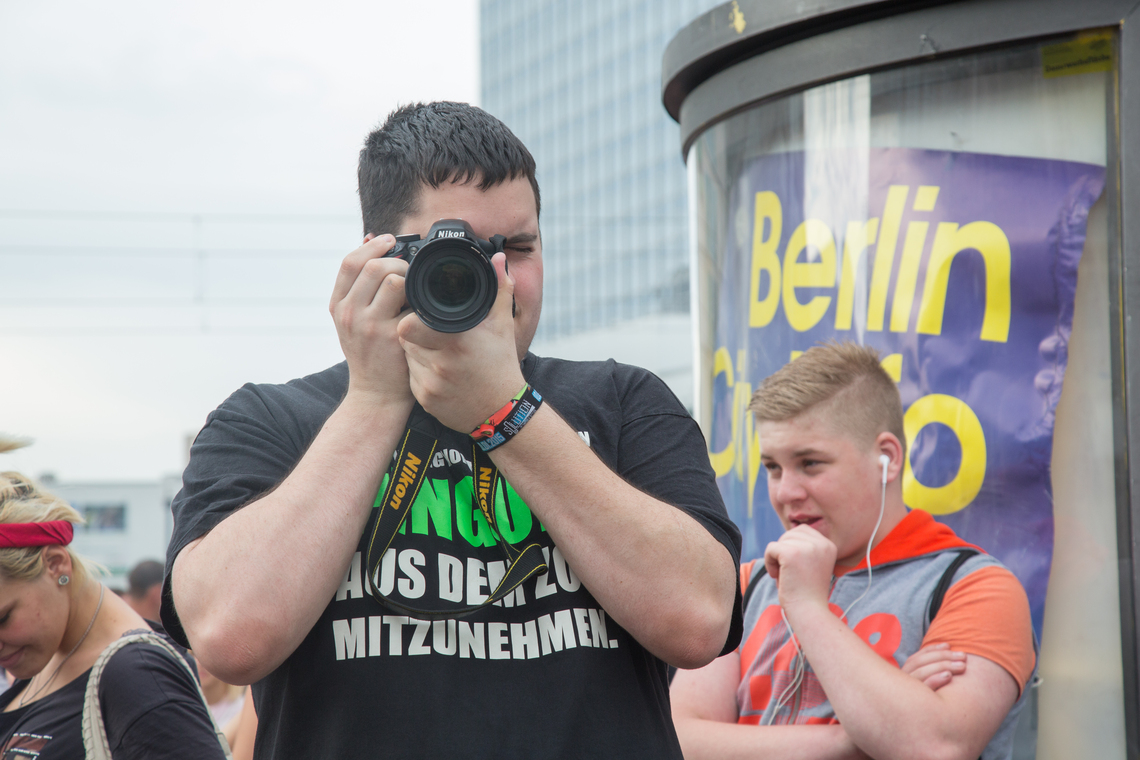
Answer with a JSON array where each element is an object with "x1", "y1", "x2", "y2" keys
[{"x1": 0, "y1": 0, "x2": 479, "y2": 481}]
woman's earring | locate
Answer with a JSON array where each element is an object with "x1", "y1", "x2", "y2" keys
[{"x1": 58, "y1": 575, "x2": 69, "y2": 586}]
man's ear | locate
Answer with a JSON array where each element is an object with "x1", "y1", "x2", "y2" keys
[{"x1": 364, "y1": 233, "x2": 375, "y2": 243}]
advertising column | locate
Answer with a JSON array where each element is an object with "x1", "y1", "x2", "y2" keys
[{"x1": 689, "y1": 33, "x2": 1122, "y2": 756}]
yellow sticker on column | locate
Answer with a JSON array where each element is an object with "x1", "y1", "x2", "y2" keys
[{"x1": 1042, "y1": 32, "x2": 1113, "y2": 79}]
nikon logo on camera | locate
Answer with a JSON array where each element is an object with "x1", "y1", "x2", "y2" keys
[
  {"x1": 435, "y1": 229, "x2": 466, "y2": 238},
  {"x1": 387, "y1": 453, "x2": 423, "y2": 511}
]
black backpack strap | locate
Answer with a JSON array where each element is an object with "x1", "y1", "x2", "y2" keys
[
  {"x1": 926, "y1": 549, "x2": 979, "y2": 625},
  {"x1": 744, "y1": 549, "x2": 977, "y2": 624},
  {"x1": 742, "y1": 562, "x2": 769, "y2": 613}
]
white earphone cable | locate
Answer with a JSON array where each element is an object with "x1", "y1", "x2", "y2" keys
[{"x1": 766, "y1": 454, "x2": 889, "y2": 724}]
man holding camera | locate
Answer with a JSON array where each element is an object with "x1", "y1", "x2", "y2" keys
[{"x1": 160, "y1": 102, "x2": 742, "y2": 758}]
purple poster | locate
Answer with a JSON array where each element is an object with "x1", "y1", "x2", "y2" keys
[{"x1": 708, "y1": 147, "x2": 1105, "y2": 635}]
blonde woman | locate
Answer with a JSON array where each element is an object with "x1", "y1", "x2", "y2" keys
[{"x1": 0, "y1": 470, "x2": 228, "y2": 759}]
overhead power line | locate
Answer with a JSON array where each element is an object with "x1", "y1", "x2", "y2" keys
[
  {"x1": 0, "y1": 326, "x2": 334, "y2": 337},
  {"x1": 0, "y1": 297, "x2": 327, "y2": 306},
  {"x1": 0, "y1": 209, "x2": 684, "y2": 225},
  {"x1": 0, "y1": 245, "x2": 344, "y2": 259},
  {"x1": 0, "y1": 209, "x2": 359, "y2": 223}
]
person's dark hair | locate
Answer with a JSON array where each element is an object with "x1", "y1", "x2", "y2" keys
[
  {"x1": 358, "y1": 101, "x2": 541, "y2": 237},
  {"x1": 128, "y1": 558, "x2": 164, "y2": 597}
]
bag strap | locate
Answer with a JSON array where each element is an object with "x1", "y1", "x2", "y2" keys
[
  {"x1": 364, "y1": 404, "x2": 548, "y2": 620},
  {"x1": 926, "y1": 549, "x2": 979, "y2": 626},
  {"x1": 743, "y1": 548, "x2": 978, "y2": 624},
  {"x1": 82, "y1": 632, "x2": 233, "y2": 760},
  {"x1": 740, "y1": 548, "x2": 979, "y2": 658},
  {"x1": 742, "y1": 561, "x2": 768, "y2": 613}
]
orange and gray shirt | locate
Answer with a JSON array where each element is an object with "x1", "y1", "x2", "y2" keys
[{"x1": 737, "y1": 509, "x2": 1036, "y2": 759}]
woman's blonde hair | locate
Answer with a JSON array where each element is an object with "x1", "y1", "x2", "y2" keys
[{"x1": 0, "y1": 468, "x2": 93, "y2": 584}]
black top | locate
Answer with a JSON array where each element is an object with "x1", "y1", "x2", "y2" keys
[
  {"x1": 0, "y1": 628, "x2": 227, "y2": 760},
  {"x1": 163, "y1": 354, "x2": 742, "y2": 759}
]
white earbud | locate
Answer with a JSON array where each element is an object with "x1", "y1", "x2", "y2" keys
[{"x1": 879, "y1": 454, "x2": 890, "y2": 485}]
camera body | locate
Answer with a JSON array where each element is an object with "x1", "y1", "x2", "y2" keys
[{"x1": 384, "y1": 219, "x2": 506, "y2": 333}]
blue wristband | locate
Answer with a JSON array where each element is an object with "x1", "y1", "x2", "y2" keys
[{"x1": 474, "y1": 386, "x2": 543, "y2": 452}]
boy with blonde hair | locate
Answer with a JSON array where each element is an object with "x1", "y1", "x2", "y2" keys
[{"x1": 671, "y1": 342, "x2": 1036, "y2": 760}]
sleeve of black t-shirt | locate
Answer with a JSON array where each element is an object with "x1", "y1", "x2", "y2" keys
[
  {"x1": 160, "y1": 365, "x2": 348, "y2": 647},
  {"x1": 611, "y1": 367, "x2": 740, "y2": 565},
  {"x1": 610, "y1": 364, "x2": 744, "y2": 654},
  {"x1": 99, "y1": 642, "x2": 227, "y2": 760},
  {"x1": 160, "y1": 386, "x2": 302, "y2": 646},
  {"x1": 526, "y1": 356, "x2": 744, "y2": 654}
]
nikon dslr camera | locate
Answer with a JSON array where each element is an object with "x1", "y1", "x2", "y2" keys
[{"x1": 384, "y1": 219, "x2": 507, "y2": 333}]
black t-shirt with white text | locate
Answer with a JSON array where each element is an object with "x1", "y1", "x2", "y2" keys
[{"x1": 162, "y1": 354, "x2": 742, "y2": 759}]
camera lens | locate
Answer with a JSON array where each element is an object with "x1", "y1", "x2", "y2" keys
[
  {"x1": 424, "y1": 256, "x2": 479, "y2": 311},
  {"x1": 404, "y1": 239, "x2": 498, "y2": 332}
]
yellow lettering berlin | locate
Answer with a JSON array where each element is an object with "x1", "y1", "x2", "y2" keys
[{"x1": 745, "y1": 184, "x2": 1011, "y2": 341}]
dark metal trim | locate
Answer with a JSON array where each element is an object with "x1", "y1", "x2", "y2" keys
[
  {"x1": 668, "y1": 0, "x2": 1136, "y2": 157},
  {"x1": 1114, "y1": 5, "x2": 1140, "y2": 757},
  {"x1": 662, "y1": 0, "x2": 957, "y2": 120}
]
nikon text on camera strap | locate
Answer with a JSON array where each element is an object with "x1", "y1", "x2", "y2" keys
[{"x1": 363, "y1": 404, "x2": 549, "y2": 620}]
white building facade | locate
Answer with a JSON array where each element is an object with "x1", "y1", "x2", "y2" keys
[{"x1": 43, "y1": 475, "x2": 179, "y2": 588}]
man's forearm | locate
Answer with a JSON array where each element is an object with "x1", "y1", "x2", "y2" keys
[
  {"x1": 173, "y1": 391, "x2": 412, "y2": 683},
  {"x1": 674, "y1": 720, "x2": 865, "y2": 760},
  {"x1": 488, "y1": 405, "x2": 736, "y2": 668}
]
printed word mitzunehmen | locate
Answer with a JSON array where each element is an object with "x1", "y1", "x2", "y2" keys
[{"x1": 331, "y1": 607, "x2": 620, "y2": 661}]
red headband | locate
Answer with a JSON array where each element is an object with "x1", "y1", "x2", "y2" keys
[{"x1": 0, "y1": 521, "x2": 74, "y2": 548}]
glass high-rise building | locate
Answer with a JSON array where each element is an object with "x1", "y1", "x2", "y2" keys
[{"x1": 480, "y1": 0, "x2": 723, "y2": 406}]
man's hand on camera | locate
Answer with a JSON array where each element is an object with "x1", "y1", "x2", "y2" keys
[
  {"x1": 399, "y1": 252, "x2": 525, "y2": 433},
  {"x1": 329, "y1": 234, "x2": 415, "y2": 409}
]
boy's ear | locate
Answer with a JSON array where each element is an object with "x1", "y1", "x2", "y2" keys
[{"x1": 874, "y1": 432, "x2": 905, "y2": 484}]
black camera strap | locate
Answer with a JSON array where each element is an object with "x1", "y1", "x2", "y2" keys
[{"x1": 363, "y1": 404, "x2": 548, "y2": 620}]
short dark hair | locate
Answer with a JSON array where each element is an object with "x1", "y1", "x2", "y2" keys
[
  {"x1": 128, "y1": 558, "x2": 164, "y2": 597},
  {"x1": 358, "y1": 102, "x2": 541, "y2": 237}
]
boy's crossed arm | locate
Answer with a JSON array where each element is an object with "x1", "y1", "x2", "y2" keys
[
  {"x1": 671, "y1": 649, "x2": 868, "y2": 760},
  {"x1": 672, "y1": 526, "x2": 1020, "y2": 760}
]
